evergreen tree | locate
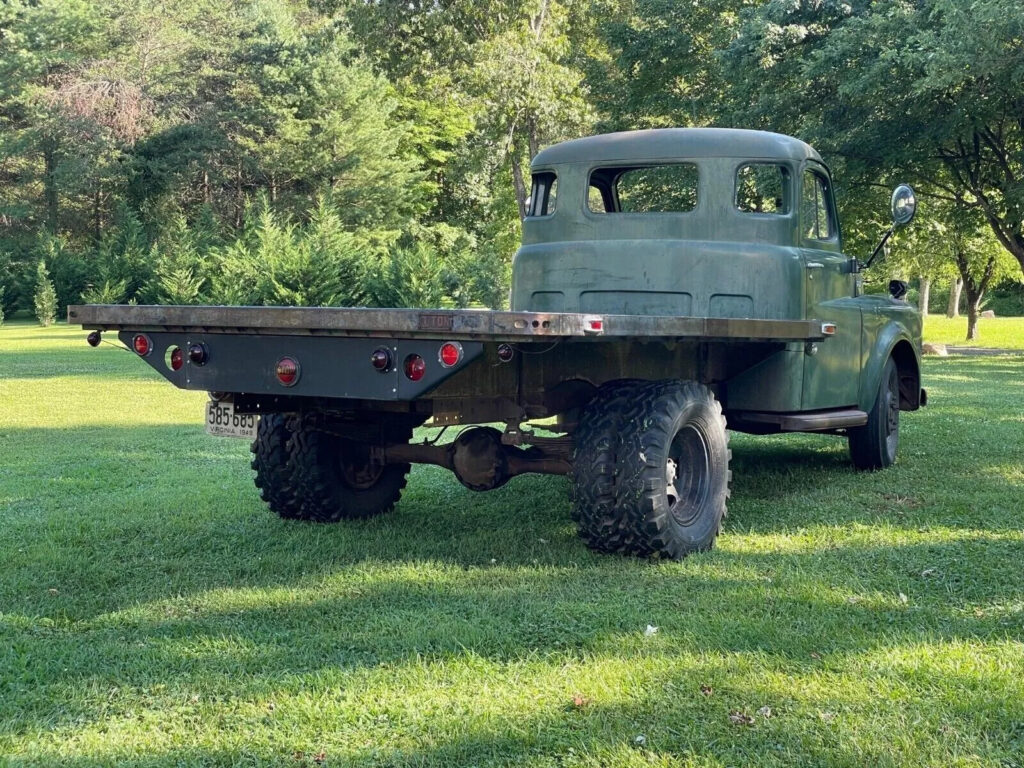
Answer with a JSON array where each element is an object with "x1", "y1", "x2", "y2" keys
[{"x1": 33, "y1": 260, "x2": 58, "y2": 326}]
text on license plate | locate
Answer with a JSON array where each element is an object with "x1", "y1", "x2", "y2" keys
[{"x1": 205, "y1": 401, "x2": 258, "y2": 439}]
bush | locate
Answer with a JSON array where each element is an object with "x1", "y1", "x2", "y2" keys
[
  {"x1": 33, "y1": 261, "x2": 58, "y2": 326},
  {"x1": 40, "y1": 236, "x2": 93, "y2": 314},
  {"x1": 987, "y1": 280, "x2": 1024, "y2": 316},
  {"x1": 80, "y1": 279, "x2": 128, "y2": 305},
  {"x1": 209, "y1": 196, "x2": 376, "y2": 307}
]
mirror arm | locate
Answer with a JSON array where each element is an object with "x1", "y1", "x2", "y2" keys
[{"x1": 863, "y1": 225, "x2": 895, "y2": 270}]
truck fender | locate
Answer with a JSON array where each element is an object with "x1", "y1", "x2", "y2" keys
[{"x1": 860, "y1": 323, "x2": 923, "y2": 413}]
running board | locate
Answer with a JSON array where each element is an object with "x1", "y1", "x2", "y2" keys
[{"x1": 730, "y1": 408, "x2": 868, "y2": 432}]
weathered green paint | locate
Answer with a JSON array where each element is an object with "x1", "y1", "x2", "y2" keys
[{"x1": 517, "y1": 127, "x2": 922, "y2": 415}]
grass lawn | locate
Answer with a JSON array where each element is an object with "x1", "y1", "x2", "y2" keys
[
  {"x1": 922, "y1": 315, "x2": 1024, "y2": 349},
  {"x1": 1, "y1": 321, "x2": 1022, "y2": 767}
]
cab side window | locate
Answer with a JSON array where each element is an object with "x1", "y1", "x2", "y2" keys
[
  {"x1": 736, "y1": 163, "x2": 789, "y2": 214},
  {"x1": 802, "y1": 170, "x2": 836, "y2": 240},
  {"x1": 527, "y1": 172, "x2": 558, "y2": 217}
]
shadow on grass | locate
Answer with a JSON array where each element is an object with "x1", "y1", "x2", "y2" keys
[{"x1": 1, "y1": 411, "x2": 1022, "y2": 756}]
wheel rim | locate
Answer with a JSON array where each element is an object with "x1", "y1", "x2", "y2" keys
[
  {"x1": 665, "y1": 423, "x2": 712, "y2": 526},
  {"x1": 338, "y1": 443, "x2": 385, "y2": 489},
  {"x1": 884, "y1": 367, "x2": 900, "y2": 456}
]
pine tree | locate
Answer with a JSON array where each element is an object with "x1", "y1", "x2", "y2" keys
[{"x1": 34, "y1": 261, "x2": 58, "y2": 326}]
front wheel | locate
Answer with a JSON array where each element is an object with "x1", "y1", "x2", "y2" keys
[
  {"x1": 848, "y1": 357, "x2": 900, "y2": 470},
  {"x1": 615, "y1": 381, "x2": 731, "y2": 559}
]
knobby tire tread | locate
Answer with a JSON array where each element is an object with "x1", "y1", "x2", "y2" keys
[{"x1": 615, "y1": 380, "x2": 731, "y2": 559}]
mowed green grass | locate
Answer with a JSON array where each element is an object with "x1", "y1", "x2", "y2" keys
[
  {"x1": 922, "y1": 315, "x2": 1024, "y2": 349},
  {"x1": 1, "y1": 321, "x2": 1022, "y2": 768}
]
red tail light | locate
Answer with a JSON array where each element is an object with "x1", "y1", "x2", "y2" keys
[
  {"x1": 439, "y1": 342, "x2": 463, "y2": 368},
  {"x1": 132, "y1": 334, "x2": 152, "y2": 356},
  {"x1": 169, "y1": 347, "x2": 183, "y2": 371},
  {"x1": 188, "y1": 343, "x2": 208, "y2": 365},
  {"x1": 404, "y1": 354, "x2": 426, "y2": 382},
  {"x1": 275, "y1": 357, "x2": 300, "y2": 386},
  {"x1": 371, "y1": 348, "x2": 392, "y2": 372}
]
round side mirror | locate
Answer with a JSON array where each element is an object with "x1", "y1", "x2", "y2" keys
[{"x1": 891, "y1": 184, "x2": 917, "y2": 227}]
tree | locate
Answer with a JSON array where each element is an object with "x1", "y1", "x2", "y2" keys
[
  {"x1": 213, "y1": 4, "x2": 425, "y2": 231},
  {"x1": 33, "y1": 260, "x2": 58, "y2": 325},
  {"x1": 468, "y1": 1, "x2": 594, "y2": 220},
  {"x1": 939, "y1": 216, "x2": 1018, "y2": 341},
  {"x1": 720, "y1": 0, "x2": 1024, "y2": 277},
  {"x1": 587, "y1": 0, "x2": 746, "y2": 131}
]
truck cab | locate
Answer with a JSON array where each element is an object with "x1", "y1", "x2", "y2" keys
[{"x1": 512, "y1": 128, "x2": 922, "y2": 418}]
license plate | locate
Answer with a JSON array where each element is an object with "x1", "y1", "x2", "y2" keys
[{"x1": 205, "y1": 400, "x2": 259, "y2": 439}]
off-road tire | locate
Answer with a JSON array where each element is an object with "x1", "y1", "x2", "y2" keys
[
  {"x1": 616, "y1": 380, "x2": 731, "y2": 559},
  {"x1": 849, "y1": 357, "x2": 899, "y2": 470},
  {"x1": 288, "y1": 421, "x2": 411, "y2": 522},
  {"x1": 570, "y1": 379, "x2": 643, "y2": 553},
  {"x1": 251, "y1": 413, "x2": 303, "y2": 519}
]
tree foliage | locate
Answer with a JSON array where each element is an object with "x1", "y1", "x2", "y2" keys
[
  {"x1": 33, "y1": 260, "x2": 58, "y2": 325},
  {"x1": 0, "y1": 0, "x2": 1020, "y2": 326}
]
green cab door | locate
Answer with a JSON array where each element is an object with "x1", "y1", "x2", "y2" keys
[{"x1": 800, "y1": 165, "x2": 862, "y2": 410}]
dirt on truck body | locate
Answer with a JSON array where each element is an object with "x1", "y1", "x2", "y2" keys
[{"x1": 72, "y1": 128, "x2": 925, "y2": 559}]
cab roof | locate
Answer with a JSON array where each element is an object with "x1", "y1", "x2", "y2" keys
[{"x1": 532, "y1": 128, "x2": 824, "y2": 168}]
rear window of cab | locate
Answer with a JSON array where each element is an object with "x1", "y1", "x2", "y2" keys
[{"x1": 587, "y1": 164, "x2": 699, "y2": 214}]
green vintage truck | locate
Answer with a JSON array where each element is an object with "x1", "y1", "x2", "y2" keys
[{"x1": 71, "y1": 128, "x2": 925, "y2": 559}]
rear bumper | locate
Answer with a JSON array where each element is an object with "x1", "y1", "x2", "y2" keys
[{"x1": 116, "y1": 330, "x2": 483, "y2": 401}]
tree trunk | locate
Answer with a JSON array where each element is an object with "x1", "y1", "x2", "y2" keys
[
  {"x1": 918, "y1": 277, "x2": 930, "y2": 316},
  {"x1": 946, "y1": 277, "x2": 963, "y2": 318},
  {"x1": 510, "y1": 147, "x2": 528, "y2": 222},
  {"x1": 954, "y1": 246, "x2": 996, "y2": 343},
  {"x1": 93, "y1": 181, "x2": 104, "y2": 243},
  {"x1": 43, "y1": 140, "x2": 59, "y2": 234},
  {"x1": 965, "y1": 299, "x2": 980, "y2": 341}
]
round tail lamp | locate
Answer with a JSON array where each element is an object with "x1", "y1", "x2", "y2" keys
[
  {"x1": 404, "y1": 354, "x2": 426, "y2": 382},
  {"x1": 169, "y1": 346, "x2": 184, "y2": 371},
  {"x1": 188, "y1": 342, "x2": 208, "y2": 365},
  {"x1": 275, "y1": 356, "x2": 300, "y2": 387},
  {"x1": 132, "y1": 334, "x2": 152, "y2": 356},
  {"x1": 439, "y1": 342, "x2": 463, "y2": 368},
  {"x1": 371, "y1": 348, "x2": 392, "y2": 372}
]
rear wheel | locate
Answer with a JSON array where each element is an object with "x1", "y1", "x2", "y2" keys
[
  {"x1": 570, "y1": 379, "x2": 642, "y2": 553},
  {"x1": 251, "y1": 413, "x2": 303, "y2": 519},
  {"x1": 849, "y1": 357, "x2": 900, "y2": 470},
  {"x1": 289, "y1": 420, "x2": 412, "y2": 522},
  {"x1": 615, "y1": 381, "x2": 731, "y2": 559}
]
